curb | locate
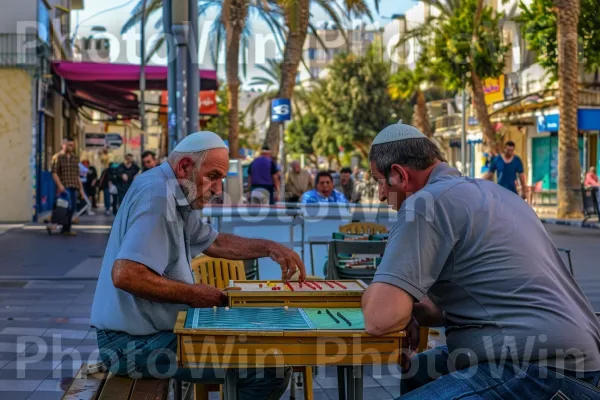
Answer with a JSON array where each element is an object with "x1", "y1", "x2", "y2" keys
[{"x1": 540, "y1": 218, "x2": 600, "y2": 230}]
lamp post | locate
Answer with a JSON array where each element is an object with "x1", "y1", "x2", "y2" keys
[{"x1": 140, "y1": 0, "x2": 147, "y2": 155}]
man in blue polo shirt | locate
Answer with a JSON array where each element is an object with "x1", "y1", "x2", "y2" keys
[
  {"x1": 485, "y1": 141, "x2": 527, "y2": 198},
  {"x1": 248, "y1": 146, "x2": 280, "y2": 204},
  {"x1": 91, "y1": 132, "x2": 305, "y2": 399}
]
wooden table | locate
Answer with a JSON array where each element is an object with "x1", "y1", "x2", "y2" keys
[{"x1": 174, "y1": 310, "x2": 405, "y2": 400}]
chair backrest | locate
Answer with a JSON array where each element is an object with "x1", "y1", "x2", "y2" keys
[
  {"x1": 339, "y1": 222, "x2": 388, "y2": 235},
  {"x1": 191, "y1": 255, "x2": 246, "y2": 289}
]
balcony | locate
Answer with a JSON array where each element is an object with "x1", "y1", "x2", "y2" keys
[
  {"x1": 0, "y1": 34, "x2": 50, "y2": 72},
  {"x1": 434, "y1": 115, "x2": 461, "y2": 132}
]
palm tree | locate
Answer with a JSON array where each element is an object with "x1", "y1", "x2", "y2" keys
[
  {"x1": 122, "y1": 0, "x2": 286, "y2": 159},
  {"x1": 555, "y1": 0, "x2": 582, "y2": 218},
  {"x1": 263, "y1": 0, "x2": 380, "y2": 158},
  {"x1": 245, "y1": 58, "x2": 311, "y2": 123},
  {"x1": 389, "y1": 65, "x2": 433, "y2": 137},
  {"x1": 401, "y1": 0, "x2": 508, "y2": 153}
]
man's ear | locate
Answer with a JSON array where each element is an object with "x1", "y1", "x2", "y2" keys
[{"x1": 174, "y1": 157, "x2": 194, "y2": 179}]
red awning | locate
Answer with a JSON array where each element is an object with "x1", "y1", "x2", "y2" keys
[
  {"x1": 52, "y1": 61, "x2": 218, "y2": 91},
  {"x1": 52, "y1": 61, "x2": 219, "y2": 119}
]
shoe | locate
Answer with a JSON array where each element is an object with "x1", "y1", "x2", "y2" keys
[
  {"x1": 88, "y1": 211, "x2": 96, "y2": 216},
  {"x1": 61, "y1": 231, "x2": 77, "y2": 236},
  {"x1": 46, "y1": 224, "x2": 52, "y2": 235},
  {"x1": 104, "y1": 210, "x2": 111, "y2": 216},
  {"x1": 72, "y1": 217, "x2": 80, "y2": 224}
]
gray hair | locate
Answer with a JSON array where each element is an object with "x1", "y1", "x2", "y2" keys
[
  {"x1": 167, "y1": 150, "x2": 209, "y2": 171},
  {"x1": 369, "y1": 138, "x2": 446, "y2": 180}
]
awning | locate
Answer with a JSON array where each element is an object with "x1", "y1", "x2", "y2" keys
[
  {"x1": 52, "y1": 61, "x2": 219, "y2": 119},
  {"x1": 52, "y1": 61, "x2": 218, "y2": 91}
]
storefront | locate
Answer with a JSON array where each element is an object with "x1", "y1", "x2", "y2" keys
[{"x1": 531, "y1": 108, "x2": 600, "y2": 189}]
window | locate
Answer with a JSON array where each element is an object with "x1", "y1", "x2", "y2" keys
[
  {"x1": 308, "y1": 48, "x2": 316, "y2": 60},
  {"x1": 37, "y1": 0, "x2": 50, "y2": 43}
]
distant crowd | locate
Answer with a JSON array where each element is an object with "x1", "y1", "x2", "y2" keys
[{"x1": 247, "y1": 146, "x2": 378, "y2": 205}]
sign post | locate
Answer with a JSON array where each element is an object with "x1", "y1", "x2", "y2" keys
[{"x1": 271, "y1": 98, "x2": 292, "y2": 203}]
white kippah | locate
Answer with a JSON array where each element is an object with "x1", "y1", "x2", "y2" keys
[
  {"x1": 372, "y1": 120, "x2": 427, "y2": 146},
  {"x1": 173, "y1": 131, "x2": 228, "y2": 153}
]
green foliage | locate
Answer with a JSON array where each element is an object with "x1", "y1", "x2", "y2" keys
[
  {"x1": 419, "y1": 0, "x2": 508, "y2": 90},
  {"x1": 518, "y1": 0, "x2": 600, "y2": 82},
  {"x1": 308, "y1": 42, "x2": 408, "y2": 157},
  {"x1": 285, "y1": 113, "x2": 319, "y2": 161},
  {"x1": 204, "y1": 85, "x2": 256, "y2": 149}
]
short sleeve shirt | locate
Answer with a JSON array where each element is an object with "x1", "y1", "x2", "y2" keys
[
  {"x1": 489, "y1": 155, "x2": 524, "y2": 193},
  {"x1": 373, "y1": 163, "x2": 600, "y2": 372},
  {"x1": 300, "y1": 189, "x2": 348, "y2": 204},
  {"x1": 51, "y1": 152, "x2": 80, "y2": 188},
  {"x1": 90, "y1": 163, "x2": 218, "y2": 335}
]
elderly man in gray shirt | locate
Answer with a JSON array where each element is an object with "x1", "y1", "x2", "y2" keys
[
  {"x1": 91, "y1": 132, "x2": 305, "y2": 399},
  {"x1": 362, "y1": 121, "x2": 600, "y2": 399}
]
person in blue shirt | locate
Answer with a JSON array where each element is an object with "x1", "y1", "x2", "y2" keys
[
  {"x1": 484, "y1": 141, "x2": 527, "y2": 198},
  {"x1": 300, "y1": 171, "x2": 348, "y2": 203}
]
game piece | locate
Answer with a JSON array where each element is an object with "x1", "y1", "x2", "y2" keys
[
  {"x1": 271, "y1": 287, "x2": 277, "y2": 290},
  {"x1": 284, "y1": 306, "x2": 289, "y2": 311},
  {"x1": 225, "y1": 307, "x2": 230, "y2": 311},
  {"x1": 285, "y1": 282, "x2": 294, "y2": 292},
  {"x1": 324, "y1": 281, "x2": 335, "y2": 288},
  {"x1": 259, "y1": 283, "x2": 263, "y2": 288},
  {"x1": 267, "y1": 281, "x2": 271, "y2": 287},
  {"x1": 213, "y1": 306, "x2": 217, "y2": 312},
  {"x1": 317, "y1": 310, "x2": 321, "y2": 314},
  {"x1": 337, "y1": 312, "x2": 352, "y2": 326},
  {"x1": 313, "y1": 282, "x2": 322, "y2": 290},
  {"x1": 326, "y1": 309, "x2": 340, "y2": 323},
  {"x1": 299, "y1": 282, "x2": 303, "y2": 288}
]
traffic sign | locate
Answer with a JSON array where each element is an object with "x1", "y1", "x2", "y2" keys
[
  {"x1": 271, "y1": 98, "x2": 291, "y2": 122},
  {"x1": 105, "y1": 133, "x2": 123, "y2": 149},
  {"x1": 84, "y1": 133, "x2": 106, "y2": 149}
]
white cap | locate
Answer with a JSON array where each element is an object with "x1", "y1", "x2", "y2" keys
[
  {"x1": 371, "y1": 120, "x2": 427, "y2": 146},
  {"x1": 173, "y1": 131, "x2": 228, "y2": 153}
]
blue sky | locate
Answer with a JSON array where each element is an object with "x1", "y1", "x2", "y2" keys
[{"x1": 72, "y1": 0, "x2": 414, "y2": 82}]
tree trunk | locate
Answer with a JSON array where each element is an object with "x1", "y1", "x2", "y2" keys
[
  {"x1": 471, "y1": 0, "x2": 498, "y2": 154},
  {"x1": 264, "y1": 0, "x2": 310, "y2": 161},
  {"x1": 413, "y1": 90, "x2": 432, "y2": 137},
  {"x1": 555, "y1": 0, "x2": 582, "y2": 218},
  {"x1": 222, "y1": 0, "x2": 249, "y2": 159},
  {"x1": 471, "y1": 71, "x2": 498, "y2": 153}
]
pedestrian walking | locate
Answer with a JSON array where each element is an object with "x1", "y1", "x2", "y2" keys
[
  {"x1": 285, "y1": 161, "x2": 312, "y2": 202},
  {"x1": 49, "y1": 138, "x2": 84, "y2": 236},
  {"x1": 484, "y1": 141, "x2": 527, "y2": 198},
  {"x1": 115, "y1": 154, "x2": 140, "y2": 206}
]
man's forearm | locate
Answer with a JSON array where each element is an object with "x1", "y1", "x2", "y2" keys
[
  {"x1": 112, "y1": 260, "x2": 201, "y2": 305},
  {"x1": 519, "y1": 173, "x2": 527, "y2": 192},
  {"x1": 413, "y1": 297, "x2": 446, "y2": 327},
  {"x1": 52, "y1": 173, "x2": 63, "y2": 189},
  {"x1": 205, "y1": 233, "x2": 273, "y2": 260}
]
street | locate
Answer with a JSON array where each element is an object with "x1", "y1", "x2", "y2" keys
[{"x1": 0, "y1": 219, "x2": 598, "y2": 399}]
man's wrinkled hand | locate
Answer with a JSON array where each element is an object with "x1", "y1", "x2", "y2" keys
[
  {"x1": 190, "y1": 284, "x2": 228, "y2": 308},
  {"x1": 400, "y1": 315, "x2": 420, "y2": 373},
  {"x1": 268, "y1": 243, "x2": 306, "y2": 282}
]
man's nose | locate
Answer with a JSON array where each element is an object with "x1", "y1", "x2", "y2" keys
[{"x1": 212, "y1": 179, "x2": 223, "y2": 195}]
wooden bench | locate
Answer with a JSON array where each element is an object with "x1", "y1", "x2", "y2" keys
[{"x1": 61, "y1": 363, "x2": 170, "y2": 400}]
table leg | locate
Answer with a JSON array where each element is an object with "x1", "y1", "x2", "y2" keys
[
  {"x1": 173, "y1": 379, "x2": 183, "y2": 400},
  {"x1": 345, "y1": 367, "x2": 354, "y2": 400},
  {"x1": 309, "y1": 243, "x2": 316, "y2": 276},
  {"x1": 223, "y1": 369, "x2": 237, "y2": 400},
  {"x1": 337, "y1": 366, "x2": 346, "y2": 400},
  {"x1": 352, "y1": 366, "x2": 363, "y2": 400}
]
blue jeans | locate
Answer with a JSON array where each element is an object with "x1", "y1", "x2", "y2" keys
[
  {"x1": 97, "y1": 329, "x2": 291, "y2": 400},
  {"x1": 399, "y1": 346, "x2": 600, "y2": 399}
]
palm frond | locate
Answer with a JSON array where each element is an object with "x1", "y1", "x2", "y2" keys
[
  {"x1": 312, "y1": 0, "x2": 349, "y2": 43},
  {"x1": 146, "y1": 34, "x2": 165, "y2": 63},
  {"x1": 208, "y1": 13, "x2": 225, "y2": 73},
  {"x1": 121, "y1": 0, "x2": 162, "y2": 34}
]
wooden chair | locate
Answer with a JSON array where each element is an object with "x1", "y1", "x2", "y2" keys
[
  {"x1": 190, "y1": 255, "x2": 314, "y2": 400},
  {"x1": 339, "y1": 222, "x2": 388, "y2": 235}
]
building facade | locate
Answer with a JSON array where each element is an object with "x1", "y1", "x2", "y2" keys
[{"x1": 0, "y1": 0, "x2": 84, "y2": 222}]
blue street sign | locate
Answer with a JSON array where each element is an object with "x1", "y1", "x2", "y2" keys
[
  {"x1": 537, "y1": 114, "x2": 559, "y2": 133},
  {"x1": 271, "y1": 98, "x2": 291, "y2": 122}
]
